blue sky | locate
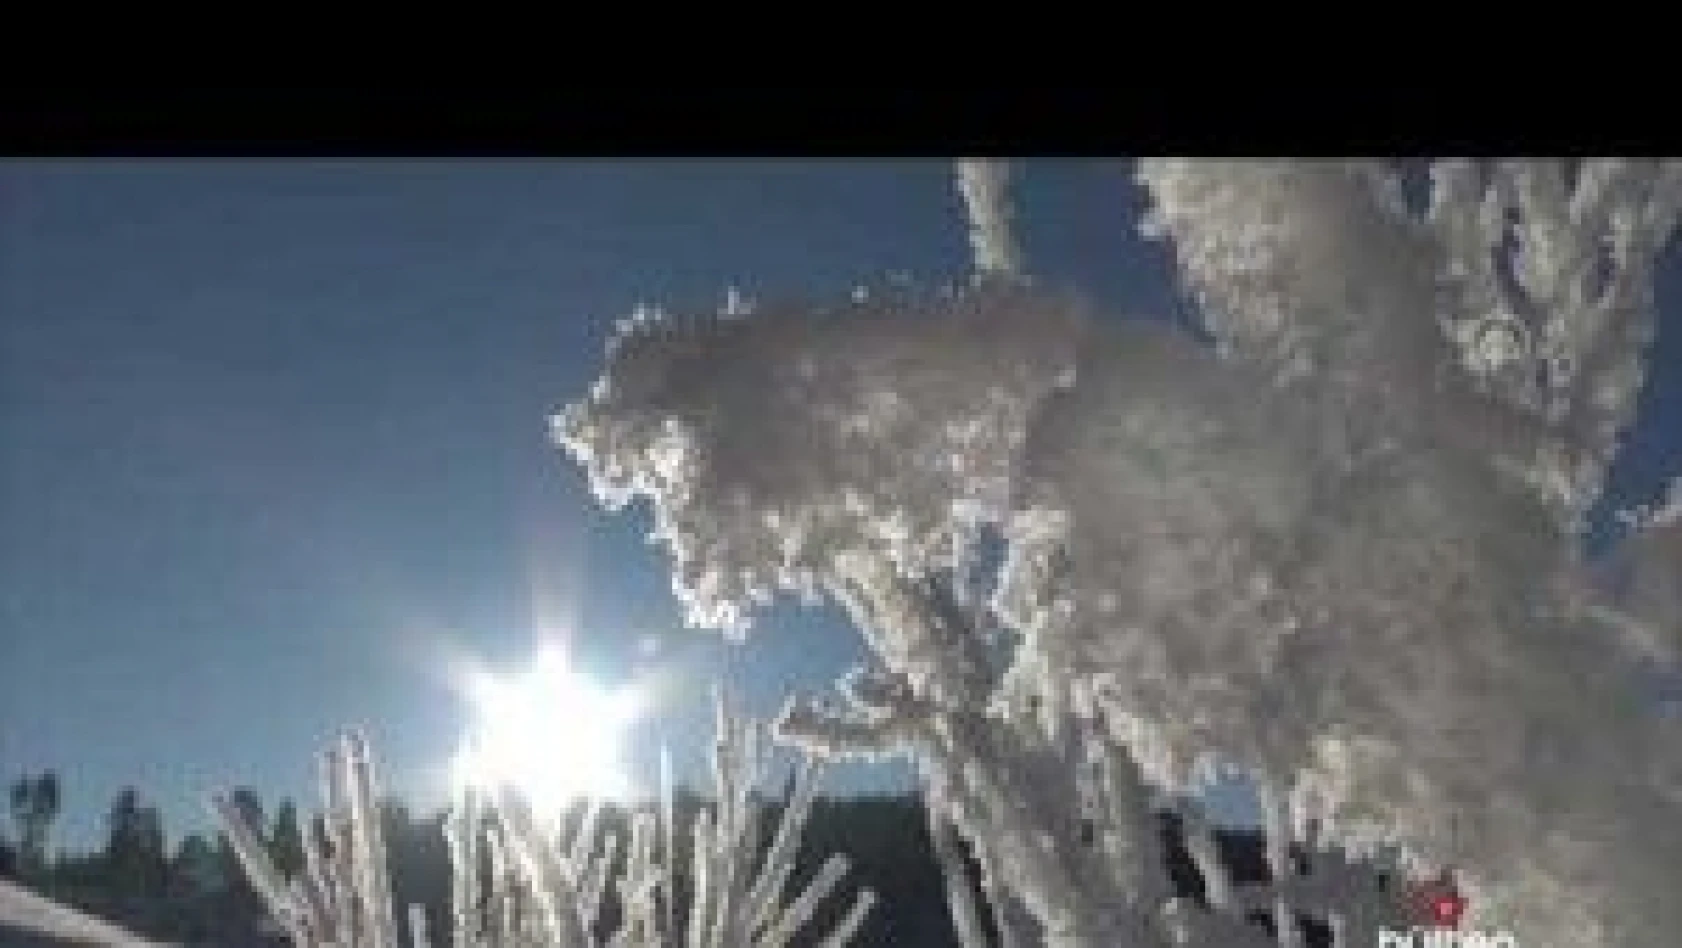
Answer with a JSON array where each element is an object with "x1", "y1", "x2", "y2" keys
[{"x1": 2, "y1": 161, "x2": 1677, "y2": 851}]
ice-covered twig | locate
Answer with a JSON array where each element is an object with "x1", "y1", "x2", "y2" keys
[
  {"x1": 211, "y1": 732, "x2": 422, "y2": 948},
  {"x1": 924, "y1": 774, "x2": 991, "y2": 948},
  {"x1": 957, "y1": 159, "x2": 1024, "y2": 279},
  {"x1": 209, "y1": 792, "x2": 310, "y2": 944},
  {"x1": 685, "y1": 688, "x2": 875, "y2": 948}
]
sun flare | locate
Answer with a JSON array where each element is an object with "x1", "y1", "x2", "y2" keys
[{"x1": 450, "y1": 644, "x2": 642, "y2": 818}]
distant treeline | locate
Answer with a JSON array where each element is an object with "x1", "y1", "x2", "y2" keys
[{"x1": 3, "y1": 772, "x2": 1340, "y2": 946}]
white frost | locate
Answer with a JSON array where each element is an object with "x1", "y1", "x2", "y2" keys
[{"x1": 558, "y1": 159, "x2": 1682, "y2": 948}]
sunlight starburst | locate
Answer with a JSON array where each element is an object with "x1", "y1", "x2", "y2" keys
[{"x1": 450, "y1": 643, "x2": 642, "y2": 819}]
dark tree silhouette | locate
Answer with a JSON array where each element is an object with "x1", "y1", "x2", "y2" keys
[
  {"x1": 8, "y1": 771, "x2": 61, "y2": 883},
  {"x1": 228, "y1": 788, "x2": 264, "y2": 831},
  {"x1": 269, "y1": 799, "x2": 305, "y2": 880},
  {"x1": 0, "y1": 831, "x2": 16, "y2": 880},
  {"x1": 170, "y1": 832, "x2": 223, "y2": 897},
  {"x1": 104, "y1": 787, "x2": 167, "y2": 898}
]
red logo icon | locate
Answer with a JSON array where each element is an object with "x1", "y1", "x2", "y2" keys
[{"x1": 1406, "y1": 872, "x2": 1467, "y2": 929}]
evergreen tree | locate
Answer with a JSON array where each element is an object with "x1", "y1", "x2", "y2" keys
[
  {"x1": 170, "y1": 832, "x2": 224, "y2": 897},
  {"x1": 104, "y1": 787, "x2": 167, "y2": 898},
  {"x1": 270, "y1": 799, "x2": 305, "y2": 879},
  {"x1": 8, "y1": 771, "x2": 61, "y2": 884}
]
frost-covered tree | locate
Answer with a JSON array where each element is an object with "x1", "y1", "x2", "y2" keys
[{"x1": 556, "y1": 159, "x2": 1682, "y2": 947}]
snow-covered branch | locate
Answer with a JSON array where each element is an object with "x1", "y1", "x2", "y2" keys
[
  {"x1": 557, "y1": 159, "x2": 1682, "y2": 947},
  {"x1": 957, "y1": 160, "x2": 1024, "y2": 279}
]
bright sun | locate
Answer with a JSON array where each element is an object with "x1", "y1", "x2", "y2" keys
[{"x1": 450, "y1": 644, "x2": 642, "y2": 818}]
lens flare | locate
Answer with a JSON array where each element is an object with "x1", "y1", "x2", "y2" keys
[{"x1": 450, "y1": 644, "x2": 641, "y2": 817}]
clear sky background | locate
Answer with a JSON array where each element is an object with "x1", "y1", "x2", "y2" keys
[{"x1": 3, "y1": 161, "x2": 1678, "y2": 852}]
